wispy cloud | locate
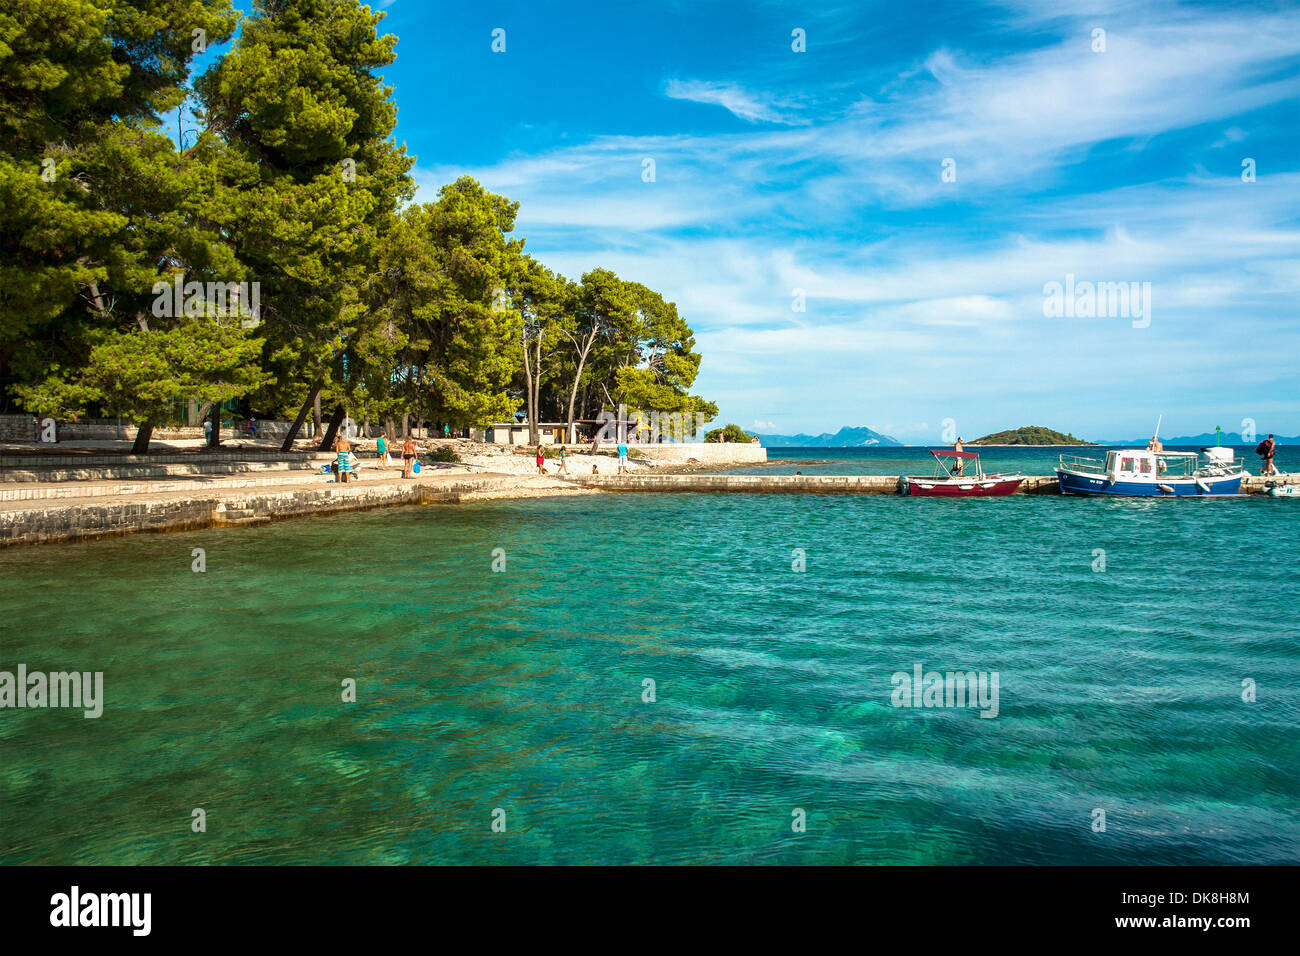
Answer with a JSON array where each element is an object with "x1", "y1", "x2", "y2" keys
[
  {"x1": 406, "y1": 0, "x2": 1300, "y2": 437},
  {"x1": 663, "y1": 79, "x2": 806, "y2": 125}
]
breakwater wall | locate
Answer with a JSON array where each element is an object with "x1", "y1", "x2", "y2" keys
[
  {"x1": 566, "y1": 473, "x2": 1295, "y2": 495},
  {"x1": 0, "y1": 475, "x2": 530, "y2": 548},
  {"x1": 566, "y1": 474, "x2": 1061, "y2": 494}
]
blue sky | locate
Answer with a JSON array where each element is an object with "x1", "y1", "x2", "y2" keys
[{"x1": 210, "y1": 1, "x2": 1300, "y2": 441}]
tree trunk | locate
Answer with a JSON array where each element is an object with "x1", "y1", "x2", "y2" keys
[
  {"x1": 282, "y1": 381, "x2": 322, "y2": 451},
  {"x1": 312, "y1": 391, "x2": 322, "y2": 436},
  {"x1": 531, "y1": 335, "x2": 544, "y2": 444},
  {"x1": 565, "y1": 329, "x2": 597, "y2": 437},
  {"x1": 319, "y1": 403, "x2": 345, "y2": 450},
  {"x1": 401, "y1": 413, "x2": 409, "y2": 439},
  {"x1": 208, "y1": 402, "x2": 221, "y2": 448},
  {"x1": 131, "y1": 422, "x2": 153, "y2": 455},
  {"x1": 523, "y1": 327, "x2": 539, "y2": 445}
]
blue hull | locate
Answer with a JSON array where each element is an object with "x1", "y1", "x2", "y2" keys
[{"x1": 1056, "y1": 471, "x2": 1243, "y2": 497}]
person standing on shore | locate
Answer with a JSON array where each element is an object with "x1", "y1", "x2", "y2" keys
[
  {"x1": 556, "y1": 445, "x2": 568, "y2": 474},
  {"x1": 335, "y1": 436, "x2": 352, "y2": 484},
  {"x1": 536, "y1": 446, "x2": 546, "y2": 475},
  {"x1": 617, "y1": 440, "x2": 629, "y2": 474},
  {"x1": 376, "y1": 434, "x2": 388, "y2": 465},
  {"x1": 1259, "y1": 434, "x2": 1277, "y2": 476},
  {"x1": 402, "y1": 436, "x2": 416, "y2": 478}
]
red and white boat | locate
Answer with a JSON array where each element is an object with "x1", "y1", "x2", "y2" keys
[{"x1": 901, "y1": 450, "x2": 1025, "y2": 497}]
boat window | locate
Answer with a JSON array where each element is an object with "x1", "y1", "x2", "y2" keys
[
  {"x1": 1139, "y1": 459, "x2": 1152, "y2": 474},
  {"x1": 1121, "y1": 457, "x2": 1136, "y2": 472}
]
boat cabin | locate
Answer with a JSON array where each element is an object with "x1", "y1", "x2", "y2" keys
[
  {"x1": 1108, "y1": 450, "x2": 1198, "y2": 479},
  {"x1": 1061, "y1": 450, "x2": 1200, "y2": 480}
]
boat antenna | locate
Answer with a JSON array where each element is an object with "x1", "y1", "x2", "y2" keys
[{"x1": 1153, "y1": 414, "x2": 1162, "y2": 442}]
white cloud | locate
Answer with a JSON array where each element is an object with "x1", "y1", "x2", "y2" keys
[
  {"x1": 404, "y1": 2, "x2": 1300, "y2": 434},
  {"x1": 664, "y1": 79, "x2": 805, "y2": 125}
]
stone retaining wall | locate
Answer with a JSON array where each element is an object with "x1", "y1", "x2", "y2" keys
[
  {"x1": 0, "y1": 475, "x2": 522, "y2": 548},
  {"x1": 2, "y1": 419, "x2": 298, "y2": 441},
  {"x1": 629, "y1": 443, "x2": 767, "y2": 464},
  {"x1": 0, "y1": 415, "x2": 35, "y2": 441}
]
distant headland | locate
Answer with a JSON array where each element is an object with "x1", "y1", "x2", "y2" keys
[{"x1": 969, "y1": 426, "x2": 1093, "y2": 446}]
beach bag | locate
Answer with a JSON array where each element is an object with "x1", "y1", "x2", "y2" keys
[{"x1": 413, "y1": 459, "x2": 421, "y2": 474}]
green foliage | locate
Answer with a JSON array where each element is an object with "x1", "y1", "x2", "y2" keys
[
  {"x1": 0, "y1": 0, "x2": 239, "y2": 404},
  {"x1": 371, "y1": 177, "x2": 523, "y2": 427},
  {"x1": 427, "y1": 445, "x2": 460, "y2": 463},
  {"x1": 0, "y1": 0, "x2": 718, "y2": 441},
  {"x1": 18, "y1": 317, "x2": 269, "y2": 424},
  {"x1": 706, "y1": 423, "x2": 753, "y2": 443},
  {"x1": 195, "y1": 0, "x2": 414, "y2": 415}
]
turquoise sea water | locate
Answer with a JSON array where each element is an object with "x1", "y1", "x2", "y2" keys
[{"x1": 0, "y1": 486, "x2": 1297, "y2": 864}]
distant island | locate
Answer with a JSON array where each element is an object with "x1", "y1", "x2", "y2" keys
[
  {"x1": 970, "y1": 426, "x2": 1093, "y2": 445},
  {"x1": 753, "y1": 425, "x2": 902, "y2": 447}
]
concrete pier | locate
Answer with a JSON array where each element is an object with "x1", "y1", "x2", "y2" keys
[
  {"x1": 565, "y1": 474, "x2": 1060, "y2": 494},
  {"x1": 0, "y1": 454, "x2": 590, "y2": 548},
  {"x1": 564, "y1": 473, "x2": 1297, "y2": 496}
]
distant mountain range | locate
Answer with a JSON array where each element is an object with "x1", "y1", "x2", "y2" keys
[
  {"x1": 754, "y1": 425, "x2": 902, "y2": 447},
  {"x1": 1101, "y1": 432, "x2": 1300, "y2": 445},
  {"x1": 754, "y1": 426, "x2": 1299, "y2": 448}
]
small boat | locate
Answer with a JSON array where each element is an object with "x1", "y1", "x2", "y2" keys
[
  {"x1": 1266, "y1": 481, "x2": 1298, "y2": 497},
  {"x1": 1056, "y1": 446, "x2": 1245, "y2": 497},
  {"x1": 902, "y1": 450, "x2": 1025, "y2": 497}
]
